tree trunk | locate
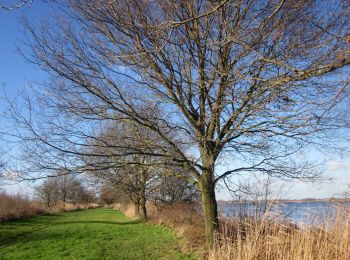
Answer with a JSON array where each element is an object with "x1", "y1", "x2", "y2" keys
[
  {"x1": 199, "y1": 177, "x2": 218, "y2": 248},
  {"x1": 131, "y1": 196, "x2": 140, "y2": 218},
  {"x1": 199, "y1": 148, "x2": 219, "y2": 247},
  {"x1": 138, "y1": 169, "x2": 147, "y2": 219},
  {"x1": 139, "y1": 194, "x2": 147, "y2": 219},
  {"x1": 133, "y1": 200, "x2": 140, "y2": 218},
  {"x1": 63, "y1": 195, "x2": 66, "y2": 209}
]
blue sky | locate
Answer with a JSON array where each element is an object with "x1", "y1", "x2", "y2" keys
[
  {"x1": 0, "y1": 2, "x2": 349, "y2": 200},
  {"x1": 0, "y1": 1, "x2": 47, "y2": 104}
]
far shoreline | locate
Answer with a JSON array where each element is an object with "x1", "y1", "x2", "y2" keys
[{"x1": 218, "y1": 198, "x2": 350, "y2": 205}]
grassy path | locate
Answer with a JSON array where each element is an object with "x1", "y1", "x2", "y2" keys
[{"x1": 0, "y1": 208, "x2": 197, "y2": 259}]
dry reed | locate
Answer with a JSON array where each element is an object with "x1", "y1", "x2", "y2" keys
[
  {"x1": 209, "y1": 210, "x2": 350, "y2": 260},
  {"x1": 148, "y1": 202, "x2": 205, "y2": 248},
  {"x1": 0, "y1": 192, "x2": 45, "y2": 222},
  {"x1": 0, "y1": 192, "x2": 99, "y2": 222}
]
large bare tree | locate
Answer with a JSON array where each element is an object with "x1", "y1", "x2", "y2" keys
[{"x1": 13, "y1": 0, "x2": 350, "y2": 245}]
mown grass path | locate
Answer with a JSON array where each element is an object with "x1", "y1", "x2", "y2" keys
[{"x1": 0, "y1": 208, "x2": 197, "y2": 259}]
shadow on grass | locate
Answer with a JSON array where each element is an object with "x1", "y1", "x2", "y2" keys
[{"x1": 63, "y1": 219, "x2": 145, "y2": 225}]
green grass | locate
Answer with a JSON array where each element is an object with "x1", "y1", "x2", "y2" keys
[{"x1": 0, "y1": 208, "x2": 197, "y2": 259}]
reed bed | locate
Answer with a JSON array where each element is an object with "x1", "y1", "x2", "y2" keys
[
  {"x1": 0, "y1": 192, "x2": 44, "y2": 222},
  {"x1": 0, "y1": 192, "x2": 99, "y2": 222},
  {"x1": 209, "y1": 209, "x2": 350, "y2": 260}
]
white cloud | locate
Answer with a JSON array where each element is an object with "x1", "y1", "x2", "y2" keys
[
  {"x1": 2, "y1": 170, "x2": 20, "y2": 180},
  {"x1": 326, "y1": 160, "x2": 350, "y2": 172}
]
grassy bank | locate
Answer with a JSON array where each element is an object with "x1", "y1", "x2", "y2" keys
[{"x1": 0, "y1": 208, "x2": 196, "y2": 259}]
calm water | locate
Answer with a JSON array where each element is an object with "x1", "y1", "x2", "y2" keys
[{"x1": 220, "y1": 201, "x2": 350, "y2": 226}]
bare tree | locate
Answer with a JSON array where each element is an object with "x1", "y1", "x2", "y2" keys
[
  {"x1": 0, "y1": 104, "x2": 8, "y2": 184},
  {"x1": 82, "y1": 120, "x2": 172, "y2": 219},
  {"x1": 0, "y1": 160, "x2": 5, "y2": 183},
  {"x1": 55, "y1": 173, "x2": 91, "y2": 207},
  {"x1": 100, "y1": 186, "x2": 116, "y2": 208},
  {"x1": 13, "y1": 0, "x2": 350, "y2": 245},
  {"x1": 224, "y1": 174, "x2": 285, "y2": 219},
  {"x1": 99, "y1": 185, "x2": 125, "y2": 208},
  {"x1": 87, "y1": 120, "x2": 199, "y2": 215},
  {"x1": 34, "y1": 173, "x2": 93, "y2": 211},
  {"x1": 34, "y1": 178, "x2": 58, "y2": 212},
  {"x1": 92, "y1": 164, "x2": 156, "y2": 219},
  {"x1": 153, "y1": 167, "x2": 200, "y2": 205}
]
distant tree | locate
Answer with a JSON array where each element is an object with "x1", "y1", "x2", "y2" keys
[
  {"x1": 86, "y1": 121, "x2": 176, "y2": 219},
  {"x1": 71, "y1": 183, "x2": 96, "y2": 204},
  {"x1": 100, "y1": 186, "x2": 120, "y2": 208},
  {"x1": 225, "y1": 174, "x2": 283, "y2": 219},
  {"x1": 35, "y1": 173, "x2": 94, "y2": 210},
  {"x1": 93, "y1": 162, "x2": 157, "y2": 219},
  {"x1": 34, "y1": 178, "x2": 58, "y2": 212},
  {"x1": 55, "y1": 174, "x2": 96, "y2": 206},
  {"x1": 0, "y1": 160, "x2": 4, "y2": 179},
  {"x1": 54, "y1": 174, "x2": 87, "y2": 205},
  {"x1": 0, "y1": 141, "x2": 6, "y2": 184},
  {"x1": 55, "y1": 174, "x2": 74, "y2": 207}
]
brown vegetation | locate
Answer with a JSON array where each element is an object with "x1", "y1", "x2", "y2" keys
[
  {"x1": 149, "y1": 203, "x2": 205, "y2": 250},
  {"x1": 113, "y1": 199, "x2": 350, "y2": 259},
  {"x1": 209, "y1": 212, "x2": 350, "y2": 260},
  {"x1": 0, "y1": 192, "x2": 99, "y2": 223},
  {"x1": 114, "y1": 201, "x2": 205, "y2": 251},
  {"x1": 0, "y1": 192, "x2": 44, "y2": 222}
]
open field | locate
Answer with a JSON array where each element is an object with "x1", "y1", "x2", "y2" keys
[{"x1": 0, "y1": 208, "x2": 197, "y2": 259}]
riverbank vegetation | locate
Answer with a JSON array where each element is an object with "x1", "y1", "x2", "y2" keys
[
  {"x1": 209, "y1": 211, "x2": 350, "y2": 259},
  {"x1": 1, "y1": 187, "x2": 350, "y2": 259},
  {"x1": 112, "y1": 199, "x2": 350, "y2": 259}
]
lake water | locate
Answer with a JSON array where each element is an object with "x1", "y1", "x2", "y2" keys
[{"x1": 220, "y1": 201, "x2": 350, "y2": 226}]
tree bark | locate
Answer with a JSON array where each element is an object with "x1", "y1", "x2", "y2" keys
[
  {"x1": 138, "y1": 169, "x2": 147, "y2": 219},
  {"x1": 133, "y1": 200, "x2": 140, "y2": 218},
  {"x1": 139, "y1": 195, "x2": 147, "y2": 219},
  {"x1": 199, "y1": 158, "x2": 219, "y2": 248}
]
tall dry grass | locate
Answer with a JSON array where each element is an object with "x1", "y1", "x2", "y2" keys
[
  {"x1": 0, "y1": 192, "x2": 45, "y2": 222},
  {"x1": 0, "y1": 192, "x2": 99, "y2": 222},
  {"x1": 113, "y1": 202, "x2": 139, "y2": 218},
  {"x1": 112, "y1": 201, "x2": 350, "y2": 259},
  {"x1": 209, "y1": 211, "x2": 350, "y2": 260},
  {"x1": 148, "y1": 203, "x2": 205, "y2": 249}
]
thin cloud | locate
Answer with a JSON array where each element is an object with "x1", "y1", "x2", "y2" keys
[{"x1": 327, "y1": 160, "x2": 350, "y2": 172}]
